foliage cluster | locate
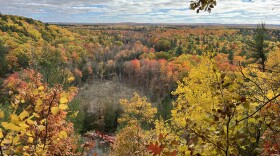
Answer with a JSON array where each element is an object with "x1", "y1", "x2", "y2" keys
[{"x1": 113, "y1": 52, "x2": 280, "y2": 155}]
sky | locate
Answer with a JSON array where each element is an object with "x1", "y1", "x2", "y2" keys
[{"x1": 0, "y1": 0, "x2": 279, "y2": 24}]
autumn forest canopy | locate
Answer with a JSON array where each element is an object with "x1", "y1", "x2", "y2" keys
[{"x1": 0, "y1": 1, "x2": 280, "y2": 155}]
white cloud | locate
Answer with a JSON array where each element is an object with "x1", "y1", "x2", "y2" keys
[{"x1": 0, "y1": 0, "x2": 279, "y2": 24}]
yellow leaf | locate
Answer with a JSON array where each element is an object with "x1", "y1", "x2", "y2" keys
[
  {"x1": 40, "y1": 119, "x2": 46, "y2": 124},
  {"x1": 36, "y1": 98, "x2": 43, "y2": 105},
  {"x1": 15, "y1": 146, "x2": 23, "y2": 153},
  {"x1": 186, "y1": 150, "x2": 191, "y2": 156},
  {"x1": 23, "y1": 152, "x2": 30, "y2": 156},
  {"x1": 21, "y1": 99, "x2": 25, "y2": 103},
  {"x1": 51, "y1": 107, "x2": 60, "y2": 115},
  {"x1": 26, "y1": 131, "x2": 33, "y2": 137},
  {"x1": 267, "y1": 90, "x2": 274, "y2": 99},
  {"x1": 0, "y1": 110, "x2": 4, "y2": 119},
  {"x1": 59, "y1": 104, "x2": 68, "y2": 110},
  {"x1": 37, "y1": 149, "x2": 47, "y2": 155},
  {"x1": 250, "y1": 137, "x2": 256, "y2": 143},
  {"x1": 11, "y1": 114, "x2": 20, "y2": 124},
  {"x1": 28, "y1": 137, "x2": 33, "y2": 143},
  {"x1": 67, "y1": 76, "x2": 75, "y2": 82},
  {"x1": 171, "y1": 110, "x2": 177, "y2": 115},
  {"x1": 19, "y1": 110, "x2": 29, "y2": 120},
  {"x1": 33, "y1": 89, "x2": 39, "y2": 96},
  {"x1": 26, "y1": 119, "x2": 34, "y2": 125},
  {"x1": 60, "y1": 97, "x2": 68, "y2": 104},
  {"x1": 2, "y1": 122, "x2": 21, "y2": 131},
  {"x1": 0, "y1": 130, "x2": 3, "y2": 138},
  {"x1": 69, "y1": 87, "x2": 77, "y2": 92},
  {"x1": 33, "y1": 113, "x2": 40, "y2": 118},
  {"x1": 38, "y1": 86, "x2": 44, "y2": 91},
  {"x1": 38, "y1": 125, "x2": 45, "y2": 131},
  {"x1": 35, "y1": 105, "x2": 43, "y2": 113},
  {"x1": 248, "y1": 118, "x2": 256, "y2": 123},
  {"x1": 71, "y1": 111, "x2": 79, "y2": 117},
  {"x1": 13, "y1": 136, "x2": 19, "y2": 144},
  {"x1": 18, "y1": 122, "x2": 29, "y2": 129},
  {"x1": 59, "y1": 131, "x2": 67, "y2": 139}
]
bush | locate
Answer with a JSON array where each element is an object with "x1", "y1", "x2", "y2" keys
[
  {"x1": 67, "y1": 99, "x2": 86, "y2": 134},
  {"x1": 104, "y1": 105, "x2": 120, "y2": 133}
]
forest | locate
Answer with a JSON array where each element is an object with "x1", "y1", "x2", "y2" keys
[{"x1": 0, "y1": 12, "x2": 280, "y2": 155}]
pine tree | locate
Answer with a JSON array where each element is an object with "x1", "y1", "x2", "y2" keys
[
  {"x1": 176, "y1": 45, "x2": 183, "y2": 56},
  {"x1": 228, "y1": 50, "x2": 234, "y2": 64},
  {"x1": 249, "y1": 23, "x2": 269, "y2": 72},
  {"x1": 0, "y1": 40, "x2": 9, "y2": 76}
]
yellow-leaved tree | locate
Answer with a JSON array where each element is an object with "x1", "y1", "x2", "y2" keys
[
  {"x1": 171, "y1": 56, "x2": 280, "y2": 155},
  {"x1": 0, "y1": 70, "x2": 79, "y2": 155},
  {"x1": 111, "y1": 93, "x2": 157, "y2": 156},
  {"x1": 111, "y1": 53, "x2": 280, "y2": 156}
]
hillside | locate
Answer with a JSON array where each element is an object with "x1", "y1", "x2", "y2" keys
[{"x1": 0, "y1": 14, "x2": 91, "y2": 85}]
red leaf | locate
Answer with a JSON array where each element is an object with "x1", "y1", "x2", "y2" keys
[{"x1": 147, "y1": 142, "x2": 163, "y2": 156}]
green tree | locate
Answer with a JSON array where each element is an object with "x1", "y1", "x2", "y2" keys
[
  {"x1": 36, "y1": 45, "x2": 69, "y2": 85},
  {"x1": 248, "y1": 23, "x2": 269, "y2": 72},
  {"x1": 0, "y1": 40, "x2": 9, "y2": 76},
  {"x1": 176, "y1": 46, "x2": 183, "y2": 56},
  {"x1": 16, "y1": 52, "x2": 29, "y2": 69},
  {"x1": 155, "y1": 39, "x2": 172, "y2": 52},
  {"x1": 228, "y1": 50, "x2": 234, "y2": 64}
]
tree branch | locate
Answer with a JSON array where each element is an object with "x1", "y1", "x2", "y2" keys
[
  {"x1": 237, "y1": 93, "x2": 280, "y2": 123},
  {"x1": 238, "y1": 62, "x2": 269, "y2": 101},
  {"x1": 189, "y1": 128, "x2": 226, "y2": 153},
  {"x1": 43, "y1": 90, "x2": 57, "y2": 150}
]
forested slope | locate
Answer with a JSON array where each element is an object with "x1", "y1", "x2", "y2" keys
[
  {"x1": 0, "y1": 14, "x2": 90, "y2": 155},
  {"x1": 0, "y1": 14, "x2": 91, "y2": 85}
]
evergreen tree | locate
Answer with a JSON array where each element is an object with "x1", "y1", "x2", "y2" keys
[
  {"x1": 249, "y1": 23, "x2": 269, "y2": 72},
  {"x1": 228, "y1": 50, "x2": 234, "y2": 64},
  {"x1": 0, "y1": 40, "x2": 9, "y2": 76},
  {"x1": 176, "y1": 45, "x2": 183, "y2": 56}
]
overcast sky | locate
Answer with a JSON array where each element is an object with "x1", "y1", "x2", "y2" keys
[{"x1": 0, "y1": 0, "x2": 279, "y2": 24}]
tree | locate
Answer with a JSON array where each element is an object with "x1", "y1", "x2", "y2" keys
[
  {"x1": 171, "y1": 57, "x2": 280, "y2": 155},
  {"x1": 190, "y1": 0, "x2": 217, "y2": 13},
  {"x1": 0, "y1": 70, "x2": 78, "y2": 155},
  {"x1": 248, "y1": 23, "x2": 269, "y2": 72},
  {"x1": 111, "y1": 121, "x2": 149, "y2": 156},
  {"x1": 98, "y1": 61, "x2": 105, "y2": 81},
  {"x1": 118, "y1": 92, "x2": 157, "y2": 128},
  {"x1": 155, "y1": 39, "x2": 171, "y2": 52},
  {"x1": 112, "y1": 93, "x2": 157, "y2": 155},
  {"x1": 37, "y1": 45, "x2": 69, "y2": 85},
  {"x1": 0, "y1": 40, "x2": 9, "y2": 76},
  {"x1": 189, "y1": 0, "x2": 280, "y2": 13},
  {"x1": 176, "y1": 46, "x2": 183, "y2": 56},
  {"x1": 228, "y1": 50, "x2": 234, "y2": 64}
]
